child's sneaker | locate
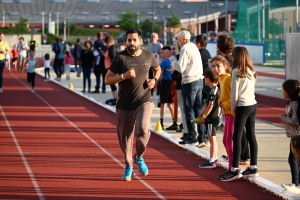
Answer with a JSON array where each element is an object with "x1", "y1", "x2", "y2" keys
[
  {"x1": 242, "y1": 167, "x2": 259, "y2": 178},
  {"x1": 133, "y1": 155, "x2": 149, "y2": 176},
  {"x1": 282, "y1": 183, "x2": 300, "y2": 194},
  {"x1": 199, "y1": 159, "x2": 219, "y2": 169},
  {"x1": 221, "y1": 169, "x2": 242, "y2": 182},
  {"x1": 31, "y1": 89, "x2": 34, "y2": 93},
  {"x1": 121, "y1": 165, "x2": 133, "y2": 181},
  {"x1": 218, "y1": 171, "x2": 230, "y2": 179},
  {"x1": 221, "y1": 155, "x2": 228, "y2": 162}
]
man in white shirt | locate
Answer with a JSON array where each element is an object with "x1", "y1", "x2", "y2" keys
[
  {"x1": 169, "y1": 30, "x2": 204, "y2": 145},
  {"x1": 17, "y1": 37, "x2": 29, "y2": 72}
]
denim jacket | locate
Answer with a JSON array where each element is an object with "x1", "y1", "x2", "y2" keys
[{"x1": 282, "y1": 101, "x2": 300, "y2": 137}]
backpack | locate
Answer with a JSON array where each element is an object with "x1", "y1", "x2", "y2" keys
[{"x1": 52, "y1": 43, "x2": 60, "y2": 54}]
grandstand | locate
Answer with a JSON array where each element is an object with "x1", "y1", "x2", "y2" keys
[{"x1": 0, "y1": 0, "x2": 238, "y2": 34}]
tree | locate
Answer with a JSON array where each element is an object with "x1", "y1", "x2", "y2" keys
[
  {"x1": 140, "y1": 19, "x2": 160, "y2": 38},
  {"x1": 15, "y1": 18, "x2": 29, "y2": 34},
  {"x1": 117, "y1": 10, "x2": 140, "y2": 31},
  {"x1": 268, "y1": 18, "x2": 282, "y2": 38},
  {"x1": 166, "y1": 12, "x2": 180, "y2": 32}
]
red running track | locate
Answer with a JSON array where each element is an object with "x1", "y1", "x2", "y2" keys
[{"x1": 0, "y1": 70, "x2": 282, "y2": 199}]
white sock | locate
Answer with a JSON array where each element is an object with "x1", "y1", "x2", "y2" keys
[
  {"x1": 231, "y1": 167, "x2": 239, "y2": 172},
  {"x1": 112, "y1": 90, "x2": 118, "y2": 99},
  {"x1": 249, "y1": 165, "x2": 257, "y2": 170},
  {"x1": 209, "y1": 158, "x2": 216, "y2": 163}
]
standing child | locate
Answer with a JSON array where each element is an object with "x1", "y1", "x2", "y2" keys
[
  {"x1": 281, "y1": 79, "x2": 300, "y2": 194},
  {"x1": 11, "y1": 44, "x2": 18, "y2": 71},
  {"x1": 65, "y1": 51, "x2": 71, "y2": 80},
  {"x1": 210, "y1": 55, "x2": 235, "y2": 178},
  {"x1": 197, "y1": 69, "x2": 220, "y2": 168},
  {"x1": 221, "y1": 46, "x2": 258, "y2": 182},
  {"x1": 25, "y1": 51, "x2": 39, "y2": 93},
  {"x1": 44, "y1": 53, "x2": 51, "y2": 81}
]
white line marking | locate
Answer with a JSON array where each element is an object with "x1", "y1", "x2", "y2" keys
[
  {"x1": 0, "y1": 105, "x2": 45, "y2": 200},
  {"x1": 11, "y1": 72, "x2": 166, "y2": 200}
]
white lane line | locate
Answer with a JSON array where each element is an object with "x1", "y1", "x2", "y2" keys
[
  {"x1": 0, "y1": 105, "x2": 45, "y2": 200},
  {"x1": 11, "y1": 72, "x2": 166, "y2": 200}
]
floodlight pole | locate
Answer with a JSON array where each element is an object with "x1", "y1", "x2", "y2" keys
[
  {"x1": 2, "y1": 11, "x2": 4, "y2": 27},
  {"x1": 152, "y1": 0, "x2": 154, "y2": 33},
  {"x1": 225, "y1": 0, "x2": 228, "y2": 30},
  {"x1": 42, "y1": 11, "x2": 45, "y2": 36},
  {"x1": 262, "y1": 0, "x2": 265, "y2": 44},
  {"x1": 56, "y1": 14, "x2": 59, "y2": 36},
  {"x1": 296, "y1": 0, "x2": 299, "y2": 32}
]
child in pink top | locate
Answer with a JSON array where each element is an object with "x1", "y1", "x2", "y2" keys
[{"x1": 65, "y1": 51, "x2": 72, "y2": 80}]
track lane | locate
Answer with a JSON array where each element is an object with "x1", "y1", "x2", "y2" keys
[{"x1": 0, "y1": 71, "x2": 282, "y2": 199}]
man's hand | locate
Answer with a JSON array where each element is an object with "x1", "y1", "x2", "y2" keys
[
  {"x1": 146, "y1": 79, "x2": 156, "y2": 89},
  {"x1": 124, "y1": 68, "x2": 136, "y2": 79}
]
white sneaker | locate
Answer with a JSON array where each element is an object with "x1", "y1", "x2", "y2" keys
[
  {"x1": 0, "y1": 88, "x2": 3, "y2": 93},
  {"x1": 197, "y1": 142, "x2": 206, "y2": 148},
  {"x1": 44, "y1": 79, "x2": 48, "y2": 82},
  {"x1": 31, "y1": 89, "x2": 34, "y2": 93},
  {"x1": 282, "y1": 183, "x2": 300, "y2": 194}
]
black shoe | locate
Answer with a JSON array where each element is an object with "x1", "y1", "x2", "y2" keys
[
  {"x1": 102, "y1": 90, "x2": 106, "y2": 93},
  {"x1": 166, "y1": 123, "x2": 179, "y2": 131},
  {"x1": 91, "y1": 90, "x2": 100, "y2": 93},
  {"x1": 105, "y1": 98, "x2": 117, "y2": 106},
  {"x1": 242, "y1": 167, "x2": 259, "y2": 178},
  {"x1": 221, "y1": 155, "x2": 228, "y2": 162},
  {"x1": 180, "y1": 133, "x2": 188, "y2": 140},
  {"x1": 179, "y1": 138, "x2": 198, "y2": 145},
  {"x1": 81, "y1": 90, "x2": 86, "y2": 93},
  {"x1": 221, "y1": 169, "x2": 242, "y2": 182},
  {"x1": 218, "y1": 171, "x2": 230, "y2": 179},
  {"x1": 176, "y1": 123, "x2": 183, "y2": 132}
]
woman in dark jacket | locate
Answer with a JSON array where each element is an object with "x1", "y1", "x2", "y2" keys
[{"x1": 80, "y1": 41, "x2": 94, "y2": 93}]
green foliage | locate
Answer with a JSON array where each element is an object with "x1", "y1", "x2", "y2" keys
[
  {"x1": 268, "y1": 18, "x2": 282, "y2": 36},
  {"x1": 166, "y1": 12, "x2": 180, "y2": 29},
  {"x1": 140, "y1": 19, "x2": 160, "y2": 38},
  {"x1": 0, "y1": 18, "x2": 29, "y2": 34},
  {"x1": 117, "y1": 10, "x2": 140, "y2": 31},
  {"x1": 15, "y1": 18, "x2": 29, "y2": 33}
]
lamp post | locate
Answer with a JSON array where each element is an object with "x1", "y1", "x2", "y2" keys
[
  {"x1": 56, "y1": 13, "x2": 59, "y2": 36},
  {"x1": 183, "y1": 11, "x2": 192, "y2": 32},
  {"x1": 2, "y1": 11, "x2": 5, "y2": 27}
]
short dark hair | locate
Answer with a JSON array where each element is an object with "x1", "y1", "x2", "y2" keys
[
  {"x1": 203, "y1": 69, "x2": 219, "y2": 83},
  {"x1": 194, "y1": 35, "x2": 208, "y2": 48},
  {"x1": 76, "y1": 38, "x2": 80, "y2": 43},
  {"x1": 161, "y1": 46, "x2": 171, "y2": 51},
  {"x1": 125, "y1": 29, "x2": 142, "y2": 41},
  {"x1": 217, "y1": 35, "x2": 235, "y2": 54},
  {"x1": 97, "y1": 32, "x2": 103, "y2": 39}
]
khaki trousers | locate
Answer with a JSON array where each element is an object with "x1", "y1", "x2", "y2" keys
[{"x1": 116, "y1": 102, "x2": 154, "y2": 166}]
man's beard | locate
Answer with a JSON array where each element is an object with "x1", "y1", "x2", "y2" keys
[{"x1": 127, "y1": 45, "x2": 140, "y2": 54}]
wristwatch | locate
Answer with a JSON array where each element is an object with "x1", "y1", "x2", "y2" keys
[{"x1": 154, "y1": 78, "x2": 158, "y2": 83}]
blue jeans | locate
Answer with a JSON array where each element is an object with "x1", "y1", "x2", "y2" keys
[
  {"x1": 0, "y1": 60, "x2": 5, "y2": 88},
  {"x1": 181, "y1": 79, "x2": 203, "y2": 139},
  {"x1": 289, "y1": 144, "x2": 300, "y2": 185},
  {"x1": 82, "y1": 68, "x2": 91, "y2": 91}
]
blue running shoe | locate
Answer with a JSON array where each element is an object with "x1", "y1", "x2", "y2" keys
[
  {"x1": 121, "y1": 165, "x2": 133, "y2": 181},
  {"x1": 134, "y1": 155, "x2": 149, "y2": 176},
  {"x1": 199, "y1": 159, "x2": 219, "y2": 169}
]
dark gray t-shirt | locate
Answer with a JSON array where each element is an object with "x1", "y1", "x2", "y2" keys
[{"x1": 109, "y1": 49, "x2": 159, "y2": 110}]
